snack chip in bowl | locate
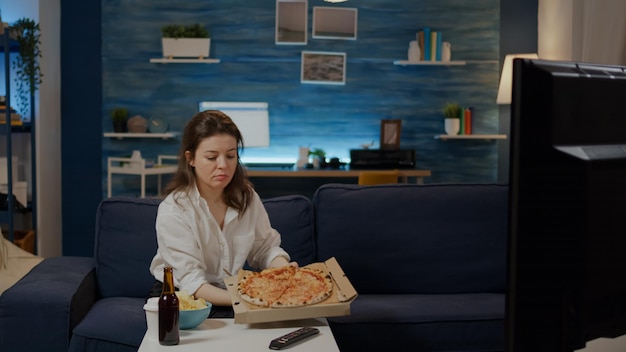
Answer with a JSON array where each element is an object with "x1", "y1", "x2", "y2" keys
[
  {"x1": 176, "y1": 290, "x2": 208, "y2": 310},
  {"x1": 175, "y1": 290, "x2": 212, "y2": 329}
]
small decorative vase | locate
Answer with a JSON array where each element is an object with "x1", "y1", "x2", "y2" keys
[
  {"x1": 130, "y1": 150, "x2": 143, "y2": 170},
  {"x1": 127, "y1": 115, "x2": 148, "y2": 133},
  {"x1": 442, "y1": 42, "x2": 451, "y2": 62},
  {"x1": 444, "y1": 118, "x2": 460, "y2": 135},
  {"x1": 297, "y1": 147, "x2": 309, "y2": 168},
  {"x1": 408, "y1": 40, "x2": 420, "y2": 62}
]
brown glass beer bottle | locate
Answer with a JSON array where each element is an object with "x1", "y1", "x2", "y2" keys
[{"x1": 159, "y1": 266, "x2": 180, "y2": 345}]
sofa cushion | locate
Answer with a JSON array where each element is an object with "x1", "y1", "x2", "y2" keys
[
  {"x1": 313, "y1": 183, "x2": 508, "y2": 295},
  {"x1": 328, "y1": 293, "x2": 505, "y2": 351},
  {"x1": 329, "y1": 312, "x2": 503, "y2": 352},
  {"x1": 262, "y1": 195, "x2": 315, "y2": 266},
  {"x1": 95, "y1": 197, "x2": 161, "y2": 298},
  {"x1": 69, "y1": 296, "x2": 146, "y2": 352},
  {"x1": 329, "y1": 293, "x2": 504, "y2": 324}
]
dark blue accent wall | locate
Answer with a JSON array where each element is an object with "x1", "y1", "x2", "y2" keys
[
  {"x1": 61, "y1": 0, "x2": 102, "y2": 256},
  {"x1": 102, "y1": 0, "x2": 500, "y2": 189},
  {"x1": 61, "y1": 0, "x2": 537, "y2": 256}
]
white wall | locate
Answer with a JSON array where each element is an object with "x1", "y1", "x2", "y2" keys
[
  {"x1": 36, "y1": 0, "x2": 62, "y2": 257},
  {"x1": 539, "y1": 0, "x2": 626, "y2": 65}
]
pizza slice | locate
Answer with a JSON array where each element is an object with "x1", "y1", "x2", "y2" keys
[
  {"x1": 272, "y1": 267, "x2": 333, "y2": 307},
  {"x1": 237, "y1": 266, "x2": 297, "y2": 307}
]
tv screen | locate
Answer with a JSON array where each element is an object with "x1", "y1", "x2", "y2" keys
[{"x1": 506, "y1": 59, "x2": 626, "y2": 351}]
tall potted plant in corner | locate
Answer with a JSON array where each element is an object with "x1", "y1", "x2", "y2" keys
[
  {"x1": 442, "y1": 102, "x2": 461, "y2": 136},
  {"x1": 161, "y1": 23, "x2": 211, "y2": 59},
  {"x1": 10, "y1": 18, "x2": 43, "y2": 121}
]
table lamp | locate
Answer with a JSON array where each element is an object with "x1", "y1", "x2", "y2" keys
[{"x1": 497, "y1": 53, "x2": 539, "y2": 104}]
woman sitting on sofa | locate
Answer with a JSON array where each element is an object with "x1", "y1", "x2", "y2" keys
[{"x1": 149, "y1": 110, "x2": 297, "y2": 309}]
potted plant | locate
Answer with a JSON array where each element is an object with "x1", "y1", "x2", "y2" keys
[
  {"x1": 161, "y1": 23, "x2": 211, "y2": 59},
  {"x1": 10, "y1": 18, "x2": 43, "y2": 120},
  {"x1": 441, "y1": 102, "x2": 461, "y2": 135},
  {"x1": 308, "y1": 148, "x2": 326, "y2": 168},
  {"x1": 111, "y1": 107, "x2": 129, "y2": 133}
]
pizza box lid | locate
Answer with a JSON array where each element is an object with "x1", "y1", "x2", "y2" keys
[{"x1": 224, "y1": 256, "x2": 358, "y2": 324}]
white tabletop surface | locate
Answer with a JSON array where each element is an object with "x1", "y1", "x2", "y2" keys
[{"x1": 138, "y1": 317, "x2": 339, "y2": 352}]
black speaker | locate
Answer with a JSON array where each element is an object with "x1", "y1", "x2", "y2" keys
[{"x1": 349, "y1": 149, "x2": 416, "y2": 169}]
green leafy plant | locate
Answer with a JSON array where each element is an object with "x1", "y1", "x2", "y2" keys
[
  {"x1": 111, "y1": 107, "x2": 129, "y2": 123},
  {"x1": 10, "y1": 18, "x2": 43, "y2": 118},
  {"x1": 161, "y1": 23, "x2": 210, "y2": 38},
  {"x1": 441, "y1": 102, "x2": 461, "y2": 119},
  {"x1": 308, "y1": 148, "x2": 326, "y2": 158},
  {"x1": 111, "y1": 107, "x2": 129, "y2": 133}
]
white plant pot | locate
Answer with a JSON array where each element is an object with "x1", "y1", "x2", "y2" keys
[
  {"x1": 161, "y1": 38, "x2": 211, "y2": 59},
  {"x1": 444, "y1": 118, "x2": 460, "y2": 135}
]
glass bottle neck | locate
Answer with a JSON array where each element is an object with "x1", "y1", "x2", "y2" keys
[{"x1": 162, "y1": 267, "x2": 175, "y2": 295}]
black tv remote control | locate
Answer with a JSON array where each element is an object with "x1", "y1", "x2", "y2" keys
[{"x1": 269, "y1": 327, "x2": 320, "y2": 350}]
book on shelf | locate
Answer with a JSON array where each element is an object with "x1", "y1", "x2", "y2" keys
[
  {"x1": 417, "y1": 31, "x2": 425, "y2": 61},
  {"x1": 464, "y1": 107, "x2": 473, "y2": 135},
  {"x1": 422, "y1": 27, "x2": 431, "y2": 61},
  {"x1": 435, "y1": 32, "x2": 442, "y2": 61},
  {"x1": 454, "y1": 106, "x2": 474, "y2": 135},
  {"x1": 416, "y1": 28, "x2": 445, "y2": 62},
  {"x1": 430, "y1": 31, "x2": 438, "y2": 61},
  {"x1": 459, "y1": 105, "x2": 465, "y2": 134}
]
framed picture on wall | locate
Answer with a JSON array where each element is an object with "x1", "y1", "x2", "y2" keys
[
  {"x1": 275, "y1": 0, "x2": 308, "y2": 45},
  {"x1": 301, "y1": 51, "x2": 347, "y2": 85},
  {"x1": 312, "y1": 7, "x2": 358, "y2": 40},
  {"x1": 380, "y1": 119, "x2": 402, "y2": 149}
]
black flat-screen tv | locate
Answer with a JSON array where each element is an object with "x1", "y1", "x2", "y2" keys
[{"x1": 506, "y1": 59, "x2": 626, "y2": 351}]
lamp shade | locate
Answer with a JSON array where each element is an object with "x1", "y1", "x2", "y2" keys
[{"x1": 496, "y1": 53, "x2": 538, "y2": 104}]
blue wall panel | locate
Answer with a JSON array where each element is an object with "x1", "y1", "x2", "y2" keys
[
  {"x1": 101, "y1": 0, "x2": 501, "y2": 196},
  {"x1": 62, "y1": 0, "x2": 538, "y2": 256}
]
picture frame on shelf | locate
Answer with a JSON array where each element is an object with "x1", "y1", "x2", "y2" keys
[
  {"x1": 275, "y1": 0, "x2": 308, "y2": 45},
  {"x1": 301, "y1": 51, "x2": 347, "y2": 85},
  {"x1": 380, "y1": 119, "x2": 402, "y2": 150},
  {"x1": 312, "y1": 7, "x2": 357, "y2": 40}
]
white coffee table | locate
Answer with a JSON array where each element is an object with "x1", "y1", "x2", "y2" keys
[{"x1": 138, "y1": 317, "x2": 339, "y2": 351}]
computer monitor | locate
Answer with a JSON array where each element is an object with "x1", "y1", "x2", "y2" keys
[
  {"x1": 198, "y1": 101, "x2": 270, "y2": 148},
  {"x1": 506, "y1": 59, "x2": 626, "y2": 351}
]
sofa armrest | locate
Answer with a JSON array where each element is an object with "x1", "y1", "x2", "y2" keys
[{"x1": 0, "y1": 256, "x2": 96, "y2": 352}]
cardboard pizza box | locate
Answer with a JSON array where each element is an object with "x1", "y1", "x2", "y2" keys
[{"x1": 224, "y1": 256, "x2": 358, "y2": 324}]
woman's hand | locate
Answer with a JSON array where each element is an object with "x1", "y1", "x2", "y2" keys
[{"x1": 269, "y1": 255, "x2": 298, "y2": 269}]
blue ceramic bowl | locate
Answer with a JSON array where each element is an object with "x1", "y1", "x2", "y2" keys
[{"x1": 179, "y1": 302, "x2": 212, "y2": 330}]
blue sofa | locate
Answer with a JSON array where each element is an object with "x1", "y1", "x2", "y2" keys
[{"x1": 0, "y1": 183, "x2": 508, "y2": 352}]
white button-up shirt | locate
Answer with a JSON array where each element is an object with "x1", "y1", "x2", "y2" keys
[{"x1": 150, "y1": 186, "x2": 290, "y2": 294}]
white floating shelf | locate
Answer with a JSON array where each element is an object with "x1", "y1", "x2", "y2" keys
[
  {"x1": 149, "y1": 58, "x2": 220, "y2": 64},
  {"x1": 435, "y1": 134, "x2": 507, "y2": 140},
  {"x1": 394, "y1": 60, "x2": 467, "y2": 66},
  {"x1": 104, "y1": 132, "x2": 179, "y2": 140}
]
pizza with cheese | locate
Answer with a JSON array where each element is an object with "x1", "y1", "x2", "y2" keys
[{"x1": 237, "y1": 266, "x2": 333, "y2": 308}]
